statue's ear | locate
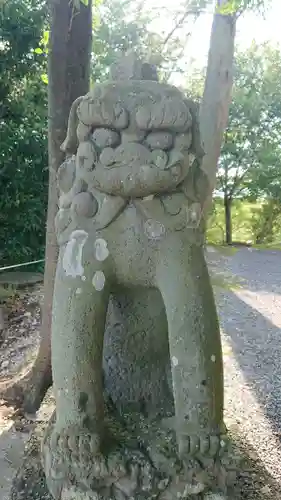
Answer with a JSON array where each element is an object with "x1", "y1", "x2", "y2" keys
[{"x1": 61, "y1": 96, "x2": 84, "y2": 155}]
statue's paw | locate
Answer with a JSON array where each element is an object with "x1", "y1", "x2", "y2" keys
[
  {"x1": 178, "y1": 433, "x2": 228, "y2": 458},
  {"x1": 50, "y1": 425, "x2": 102, "y2": 465}
]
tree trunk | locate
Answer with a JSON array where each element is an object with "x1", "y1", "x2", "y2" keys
[
  {"x1": 200, "y1": 0, "x2": 236, "y2": 209},
  {"x1": 22, "y1": 0, "x2": 92, "y2": 413},
  {"x1": 224, "y1": 194, "x2": 232, "y2": 245}
]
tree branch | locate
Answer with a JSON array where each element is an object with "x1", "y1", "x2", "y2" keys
[
  {"x1": 162, "y1": 8, "x2": 199, "y2": 48},
  {"x1": 229, "y1": 166, "x2": 250, "y2": 197}
]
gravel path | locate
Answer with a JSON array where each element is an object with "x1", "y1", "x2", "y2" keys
[{"x1": 214, "y1": 247, "x2": 281, "y2": 496}]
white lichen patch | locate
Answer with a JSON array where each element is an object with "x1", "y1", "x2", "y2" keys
[
  {"x1": 183, "y1": 482, "x2": 205, "y2": 495},
  {"x1": 94, "y1": 238, "x2": 109, "y2": 261},
  {"x1": 172, "y1": 356, "x2": 179, "y2": 367},
  {"x1": 76, "y1": 288, "x2": 82, "y2": 295},
  {"x1": 211, "y1": 355, "x2": 216, "y2": 362},
  {"x1": 92, "y1": 271, "x2": 105, "y2": 291},
  {"x1": 82, "y1": 275, "x2": 86, "y2": 281},
  {"x1": 62, "y1": 230, "x2": 88, "y2": 278},
  {"x1": 144, "y1": 219, "x2": 166, "y2": 240}
]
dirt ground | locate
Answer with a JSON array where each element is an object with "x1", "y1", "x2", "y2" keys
[
  {"x1": 0, "y1": 284, "x2": 42, "y2": 500},
  {"x1": 0, "y1": 247, "x2": 281, "y2": 499}
]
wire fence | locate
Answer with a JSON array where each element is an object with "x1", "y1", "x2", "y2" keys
[{"x1": 0, "y1": 259, "x2": 45, "y2": 273}]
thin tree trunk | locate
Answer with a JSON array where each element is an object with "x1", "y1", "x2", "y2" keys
[
  {"x1": 200, "y1": 0, "x2": 236, "y2": 211},
  {"x1": 224, "y1": 194, "x2": 232, "y2": 245},
  {"x1": 22, "y1": 0, "x2": 92, "y2": 413}
]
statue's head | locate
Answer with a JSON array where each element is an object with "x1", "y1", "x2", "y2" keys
[
  {"x1": 71, "y1": 52, "x2": 203, "y2": 199},
  {"x1": 56, "y1": 53, "x2": 205, "y2": 243}
]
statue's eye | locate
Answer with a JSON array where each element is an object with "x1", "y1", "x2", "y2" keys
[{"x1": 92, "y1": 128, "x2": 120, "y2": 149}]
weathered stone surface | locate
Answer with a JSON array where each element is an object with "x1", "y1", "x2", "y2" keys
[
  {"x1": 174, "y1": 132, "x2": 192, "y2": 151},
  {"x1": 42, "y1": 52, "x2": 228, "y2": 500},
  {"x1": 71, "y1": 191, "x2": 98, "y2": 218},
  {"x1": 55, "y1": 208, "x2": 71, "y2": 235},
  {"x1": 78, "y1": 97, "x2": 129, "y2": 129},
  {"x1": 135, "y1": 99, "x2": 192, "y2": 132},
  {"x1": 145, "y1": 131, "x2": 174, "y2": 150},
  {"x1": 57, "y1": 156, "x2": 76, "y2": 193},
  {"x1": 110, "y1": 51, "x2": 158, "y2": 82},
  {"x1": 58, "y1": 178, "x2": 87, "y2": 209},
  {"x1": 101, "y1": 142, "x2": 152, "y2": 168},
  {"x1": 76, "y1": 140, "x2": 97, "y2": 173},
  {"x1": 121, "y1": 129, "x2": 146, "y2": 143},
  {"x1": 150, "y1": 149, "x2": 168, "y2": 169},
  {"x1": 77, "y1": 122, "x2": 91, "y2": 143},
  {"x1": 110, "y1": 51, "x2": 144, "y2": 81},
  {"x1": 92, "y1": 128, "x2": 120, "y2": 149}
]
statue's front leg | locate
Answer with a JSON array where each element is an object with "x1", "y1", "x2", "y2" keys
[
  {"x1": 156, "y1": 238, "x2": 225, "y2": 459},
  {"x1": 53, "y1": 246, "x2": 109, "y2": 434},
  {"x1": 43, "y1": 243, "x2": 110, "y2": 498}
]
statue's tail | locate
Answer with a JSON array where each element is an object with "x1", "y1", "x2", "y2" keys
[{"x1": 61, "y1": 96, "x2": 84, "y2": 155}]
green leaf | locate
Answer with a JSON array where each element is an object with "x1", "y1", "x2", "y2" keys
[
  {"x1": 217, "y1": 0, "x2": 241, "y2": 15},
  {"x1": 42, "y1": 30, "x2": 49, "y2": 46},
  {"x1": 80, "y1": 0, "x2": 89, "y2": 5},
  {"x1": 34, "y1": 47, "x2": 43, "y2": 54},
  {"x1": 41, "y1": 74, "x2": 48, "y2": 84}
]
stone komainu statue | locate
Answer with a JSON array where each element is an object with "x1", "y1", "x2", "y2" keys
[{"x1": 42, "y1": 53, "x2": 229, "y2": 500}]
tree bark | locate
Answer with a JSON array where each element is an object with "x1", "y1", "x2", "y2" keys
[
  {"x1": 200, "y1": 0, "x2": 236, "y2": 208},
  {"x1": 22, "y1": 0, "x2": 92, "y2": 413},
  {"x1": 224, "y1": 194, "x2": 232, "y2": 245}
]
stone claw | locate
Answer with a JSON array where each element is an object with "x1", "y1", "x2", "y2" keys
[{"x1": 178, "y1": 433, "x2": 225, "y2": 459}]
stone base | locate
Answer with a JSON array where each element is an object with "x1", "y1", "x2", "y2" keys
[
  {"x1": 60, "y1": 486, "x2": 228, "y2": 500},
  {"x1": 10, "y1": 397, "x2": 279, "y2": 500},
  {"x1": 41, "y1": 408, "x2": 234, "y2": 500}
]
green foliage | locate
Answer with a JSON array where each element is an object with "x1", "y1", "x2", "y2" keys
[
  {"x1": 186, "y1": 42, "x2": 281, "y2": 209},
  {"x1": 0, "y1": 0, "x2": 204, "y2": 267},
  {"x1": 187, "y1": 43, "x2": 281, "y2": 244},
  {"x1": 217, "y1": 0, "x2": 268, "y2": 16},
  {"x1": 207, "y1": 199, "x2": 281, "y2": 245},
  {"x1": 0, "y1": 0, "x2": 48, "y2": 266},
  {"x1": 218, "y1": 43, "x2": 281, "y2": 204},
  {"x1": 91, "y1": 0, "x2": 147, "y2": 82},
  {"x1": 207, "y1": 199, "x2": 259, "y2": 244},
  {"x1": 250, "y1": 199, "x2": 281, "y2": 244},
  {"x1": 90, "y1": 0, "x2": 198, "y2": 83}
]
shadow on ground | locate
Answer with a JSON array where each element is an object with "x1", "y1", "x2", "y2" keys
[
  {"x1": 218, "y1": 288, "x2": 281, "y2": 435},
  {"x1": 229, "y1": 429, "x2": 281, "y2": 499}
]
